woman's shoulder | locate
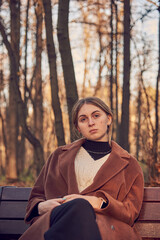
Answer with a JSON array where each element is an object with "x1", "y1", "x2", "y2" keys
[
  {"x1": 49, "y1": 138, "x2": 85, "y2": 156},
  {"x1": 111, "y1": 140, "x2": 130, "y2": 158},
  {"x1": 111, "y1": 140, "x2": 143, "y2": 173}
]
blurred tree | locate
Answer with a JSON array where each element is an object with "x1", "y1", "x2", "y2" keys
[
  {"x1": 110, "y1": 0, "x2": 113, "y2": 112},
  {"x1": 33, "y1": 0, "x2": 44, "y2": 174},
  {"x1": 133, "y1": 31, "x2": 156, "y2": 184},
  {"x1": 154, "y1": 0, "x2": 160, "y2": 179},
  {"x1": 57, "y1": 0, "x2": 78, "y2": 141},
  {"x1": 7, "y1": 0, "x2": 20, "y2": 180},
  {"x1": 119, "y1": 0, "x2": 130, "y2": 151},
  {"x1": 42, "y1": 0, "x2": 65, "y2": 146},
  {"x1": 18, "y1": 0, "x2": 30, "y2": 174},
  {"x1": 94, "y1": 2, "x2": 104, "y2": 96},
  {"x1": 114, "y1": 0, "x2": 120, "y2": 143},
  {"x1": 0, "y1": 110, "x2": 7, "y2": 175},
  {"x1": 80, "y1": 2, "x2": 91, "y2": 98},
  {"x1": 136, "y1": 77, "x2": 142, "y2": 162},
  {"x1": 0, "y1": 18, "x2": 44, "y2": 179}
]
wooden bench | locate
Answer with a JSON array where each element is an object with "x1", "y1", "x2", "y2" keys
[
  {"x1": 0, "y1": 186, "x2": 160, "y2": 240},
  {"x1": 134, "y1": 187, "x2": 160, "y2": 239},
  {"x1": 0, "y1": 186, "x2": 30, "y2": 240}
]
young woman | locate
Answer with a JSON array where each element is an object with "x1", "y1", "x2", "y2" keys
[{"x1": 19, "y1": 97, "x2": 144, "y2": 240}]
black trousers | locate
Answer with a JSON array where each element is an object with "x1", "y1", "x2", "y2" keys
[{"x1": 44, "y1": 198, "x2": 102, "y2": 240}]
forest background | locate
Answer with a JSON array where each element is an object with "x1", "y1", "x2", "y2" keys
[{"x1": 0, "y1": 0, "x2": 160, "y2": 187}]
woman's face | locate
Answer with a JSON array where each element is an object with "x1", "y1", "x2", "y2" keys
[{"x1": 77, "y1": 103, "x2": 112, "y2": 142}]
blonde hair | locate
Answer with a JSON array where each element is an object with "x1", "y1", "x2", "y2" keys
[{"x1": 72, "y1": 97, "x2": 113, "y2": 144}]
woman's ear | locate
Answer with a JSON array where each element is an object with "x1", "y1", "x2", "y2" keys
[{"x1": 107, "y1": 115, "x2": 112, "y2": 125}]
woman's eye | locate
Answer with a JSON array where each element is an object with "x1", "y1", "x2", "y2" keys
[
  {"x1": 80, "y1": 117, "x2": 86, "y2": 122},
  {"x1": 93, "y1": 114, "x2": 99, "y2": 118}
]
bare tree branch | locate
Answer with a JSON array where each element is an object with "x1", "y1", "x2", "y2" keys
[{"x1": 0, "y1": 18, "x2": 44, "y2": 171}]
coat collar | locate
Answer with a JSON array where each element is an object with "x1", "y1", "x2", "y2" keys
[{"x1": 59, "y1": 138, "x2": 130, "y2": 194}]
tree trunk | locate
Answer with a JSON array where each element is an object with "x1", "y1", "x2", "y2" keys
[
  {"x1": 114, "y1": 0, "x2": 119, "y2": 143},
  {"x1": 42, "y1": 0, "x2": 65, "y2": 146},
  {"x1": 7, "y1": 0, "x2": 20, "y2": 180},
  {"x1": 136, "y1": 78, "x2": 142, "y2": 161},
  {"x1": 154, "y1": 1, "x2": 160, "y2": 178},
  {"x1": 0, "y1": 18, "x2": 44, "y2": 176},
  {"x1": 110, "y1": 0, "x2": 113, "y2": 112},
  {"x1": 94, "y1": 29, "x2": 102, "y2": 96},
  {"x1": 34, "y1": 0, "x2": 44, "y2": 174},
  {"x1": 94, "y1": 2, "x2": 103, "y2": 96},
  {"x1": 81, "y1": 11, "x2": 89, "y2": 98},
  {"x1": 18, "y1": 0, "x2": 30, "y2": 174},
  {"x1": 17, "y1": 0, "x2": 30, "y2": 175},
  {"x1": 119, "y1": 0, "x2": 130, "y2": 151},
  {"x1": 57, "y1": 0, "x2": 78, "y2": 141},
  {"x1": 0, "y1": 111, "x2": 7, "y2": 175}
]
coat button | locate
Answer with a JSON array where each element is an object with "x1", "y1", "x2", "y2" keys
[{"x1": 111, "y1": 225, "x2": 115, "y2": 230}]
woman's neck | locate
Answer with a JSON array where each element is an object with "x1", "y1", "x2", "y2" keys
[{"x1": 82, "y1": 139, "x2": 112, "y2": 160}]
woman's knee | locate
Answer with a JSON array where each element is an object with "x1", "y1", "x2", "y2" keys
[
  {"x1": 50, "y1": 198, "x2": 95, "y2": 226},
  {"x1": 67, "y1": 198, "x2": 95, "y2": 218},
  {"x1": 69, "y1": 198, "x2": 93, "y2": 210}
]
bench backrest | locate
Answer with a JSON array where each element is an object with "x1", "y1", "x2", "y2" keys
[
  {"x1": 0, "y1": 186, "x2": 30, "y2": 239},
  {"x1": 135, "y1": 187, "x2": 160, "y2": 239},
  {"x1": 0, "y1": 186, "x2": 160, "y2": 239}
]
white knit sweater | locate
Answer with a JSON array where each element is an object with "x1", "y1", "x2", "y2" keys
[{"x1": 74, "y1": 147, "x2": 110, "y2": 192}]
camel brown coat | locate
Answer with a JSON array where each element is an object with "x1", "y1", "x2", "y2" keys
[{"x1": 19, "y1": 139, "x2": 144, "y2": 240}]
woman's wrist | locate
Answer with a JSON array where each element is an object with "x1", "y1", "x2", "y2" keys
[
  {"x1": 38, "y1": 202, "x2": 44, "y2": 215},
  {"x1": 38, "y1": 202, "x2": 41, "y2": 215}
]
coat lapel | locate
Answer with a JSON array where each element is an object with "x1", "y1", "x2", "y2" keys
[
  {"x1": 81, "y1": 151, "x2": 129, "y2": 194},
  {"x1": 59, "y1": 139, "x2": 130, "y2": 195}
]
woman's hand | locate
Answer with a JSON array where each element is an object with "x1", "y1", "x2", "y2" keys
[
  {"x1": 62, "y1": 194, "x2": 103, "y2": 209},
  {"x1": 38, "y1": 195, "x2": 105, "y2": 215},
  {"x1": 38, "y1": 198, "x2": 63, "y2": 215}
]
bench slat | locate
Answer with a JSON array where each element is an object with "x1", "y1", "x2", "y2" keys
[
  {"x1": 0, "y1": 187, "x2": 31, "y2": 201},
  {"x1": 0, "y1": 219, "x2": 28, "y2": 234},
  {"x1": 135, "y1": 222, "x2": 160, "y2": 238},
  {"x1": 138, "y1": 202, "x2": 160, "y2": 221},
  {"x1": 143, "y1": 187, "x2": 160, "y2": 202},
  {"x1": 0, "y1": 201, "x2": 28, "y2": 219}
]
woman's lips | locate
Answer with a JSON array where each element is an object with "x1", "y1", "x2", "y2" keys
[{"x1": 89, "y1": 129, "x2": 98, "y2": 133}]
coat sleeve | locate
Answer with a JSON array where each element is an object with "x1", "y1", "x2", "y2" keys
[
  {"x1": 24, "y1": 151, "x2": 57, "y2": 223},
  {"x1": 95, "y1": 164, "x2": 144, "y2": 226}
]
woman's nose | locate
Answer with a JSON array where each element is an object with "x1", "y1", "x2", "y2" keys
[{"x1": 88, "y1": 117, "x2": 94, "y2": 126}]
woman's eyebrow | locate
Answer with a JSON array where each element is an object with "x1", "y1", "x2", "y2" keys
[
  {"x1": 78, "y1": 114, "x2": 86, "y2": 119},
  {"x1": 92, "y1": 110, "x2": 100, "y2": 114},
  {"x1": 78, "y1": 110, "x2": 101, "y2": 119}
]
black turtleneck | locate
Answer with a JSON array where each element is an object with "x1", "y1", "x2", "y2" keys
[{"x1": 82, "y1": 139, "x2": 112, "y2": 160}]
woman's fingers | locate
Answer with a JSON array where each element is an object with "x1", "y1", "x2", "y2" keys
[
  {"x1": 62, "y1": 194, "x2": 103, "y2": 209},
  {"x1": 38, "y1": 199, "x2": 61, "y2": 215},
  {"x1": 38, "y1": 195, "x2": 103, "y2": 216}
]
